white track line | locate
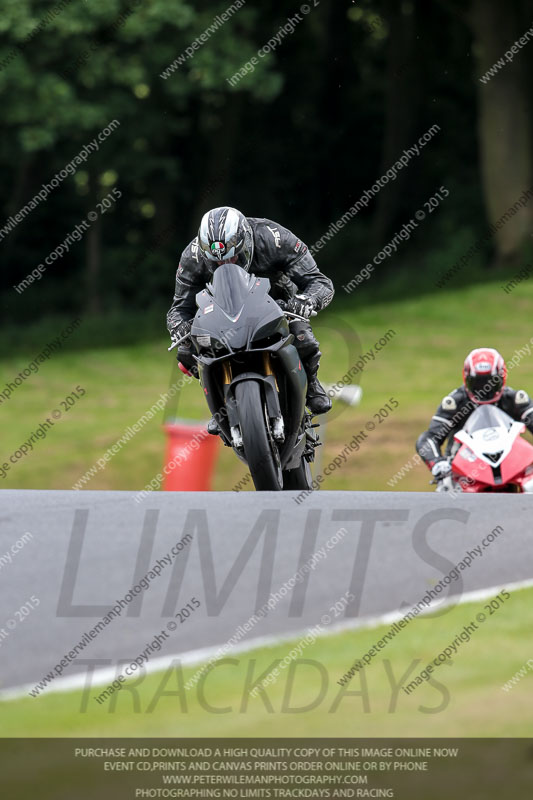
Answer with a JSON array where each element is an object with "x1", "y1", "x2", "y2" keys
[{"x1": 2, "y1": 577, "x2": 533, "y2": 702}]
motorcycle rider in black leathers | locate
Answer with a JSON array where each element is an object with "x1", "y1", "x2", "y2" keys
[
  {"x1": 416, "y1": 347, "x2": 533, "y2": 486},
  {"x1": 166, "y1": 207, "x2": 335, "y2": 421}
]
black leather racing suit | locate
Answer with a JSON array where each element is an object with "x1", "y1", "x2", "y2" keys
[
  {"x1": 166, "y1": 217, "x2": 334, "y2": 379},
  {"x1": 416, "y1": 385, "x2": 533, "y2": 467}
]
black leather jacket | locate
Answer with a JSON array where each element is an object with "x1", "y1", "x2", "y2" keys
[
  {"x1": 416, "y1": 385, "x2": 533, "y2": 466},
  {"x1": 166, "y1": 217, "x2": 334, "y2": 334}
]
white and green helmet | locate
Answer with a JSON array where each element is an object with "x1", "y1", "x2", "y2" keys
[{"x1": 198, "y1": 206, "x2": 254, "y2": 271}]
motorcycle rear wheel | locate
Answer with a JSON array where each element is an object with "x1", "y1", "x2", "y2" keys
[{"x1": 235, "y1": 380, "x2": 283, "y2": 491}]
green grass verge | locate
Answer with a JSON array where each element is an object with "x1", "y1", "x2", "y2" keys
[
  {"x1": 1, "y1": 276, "x2": 533, "y2": 492},
  {"x1": 1, "y1": 585, "x2": 532, "y2": 738}
]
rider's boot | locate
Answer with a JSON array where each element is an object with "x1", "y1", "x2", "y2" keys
[
  {"x1": 290, "y1": 321, "x2": 332, "y2": 416},
  {"x1": 304, "y1": 352, "x2": 332, "y2": 415}
]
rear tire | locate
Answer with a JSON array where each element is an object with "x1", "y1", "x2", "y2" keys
[
  {"x1": 234, "y1": 381, "x2": 283, "y2": 491},
  {"x1": 282, "y1": 457, "x2": 313, "y2": 491}
]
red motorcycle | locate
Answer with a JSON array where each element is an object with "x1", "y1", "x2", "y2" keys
[{"x1": 439, "y1": 405, "x2": 533, "y2": 493}]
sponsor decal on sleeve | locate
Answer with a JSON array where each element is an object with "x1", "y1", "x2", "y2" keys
[{"x1": 266, "y1": 225, "x2": 281, "y2": 248}]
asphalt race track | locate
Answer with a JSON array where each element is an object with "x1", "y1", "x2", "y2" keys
[{"x1": 0, "y1": 490, "x2": 532, "y2": 693}]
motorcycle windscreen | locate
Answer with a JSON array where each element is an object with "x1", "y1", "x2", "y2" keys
[
  {"x1": 209, "y1": 263, "x2": 254, "y2": 319},
  {"x1": 462, "y1": 404, "x2": 513, "y2": 434}
]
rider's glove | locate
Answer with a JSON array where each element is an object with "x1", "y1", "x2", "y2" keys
[
  {"x1": 170, "y1": 319, "x2": 192, "y2": 347},
  {"x1": 285, "y1": 294, "x2": 316, "y2": 319},
  {"x1": 431, "y1": 459, "x2": 452, "y2": 480}
]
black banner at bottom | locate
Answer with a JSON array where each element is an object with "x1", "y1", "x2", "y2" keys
[{"x1": 1, "y1": 738, "x2": 532, "y2": 799}]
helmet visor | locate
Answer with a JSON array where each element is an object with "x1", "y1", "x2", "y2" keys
[
  {"x1": 209, "y1": 229, "x2": 253, "y2": 271},
  {"x1": 228, "y1": 244, "x2": 253, "y2": 271},
  {"x1": 465, "y1": 373, "x2": 503, "y2": 402}
]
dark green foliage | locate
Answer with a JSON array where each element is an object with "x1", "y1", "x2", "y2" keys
[{"x1": 0, "y1": 0, "x2": 520, "y2": 329}]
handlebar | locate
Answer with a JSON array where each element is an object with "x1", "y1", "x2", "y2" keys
[
  {"x1": 284, "y1": 310, "x2": 318, "y2": 321},
  {"x1": 167, "y1": 331, "x2": 192, "y2": 352}
]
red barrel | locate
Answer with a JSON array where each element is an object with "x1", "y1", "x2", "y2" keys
[{"x1": 162, "y1": 421, "x2": 220, "y2": 491}]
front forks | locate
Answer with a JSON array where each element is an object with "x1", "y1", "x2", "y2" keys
[
  {"x1": 221, "y1": 360, "x2": 233, "y2": 385},
  {"x1": 222, "y1": 354, "x2": 285, "y2": 446}
]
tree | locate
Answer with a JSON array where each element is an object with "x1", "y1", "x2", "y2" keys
[{"x1": 469, "y1": 0, "x2": 532, "y2": 264}]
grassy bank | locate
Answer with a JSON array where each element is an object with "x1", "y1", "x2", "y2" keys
[
  {"x1": 1, "y1": 585, "x2": 531, "y2": 737},
  {"x1": 1, "y1": 277, "x2": 532, "y2": 492}
]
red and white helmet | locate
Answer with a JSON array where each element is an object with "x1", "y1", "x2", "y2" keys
[{"x1": 462, "y1": 348, "x2": 507, "y2": 404}]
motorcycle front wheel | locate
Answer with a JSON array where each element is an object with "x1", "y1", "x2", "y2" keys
[{"x1": 234, "y1": 380, "x2": 283, "y2": 491}]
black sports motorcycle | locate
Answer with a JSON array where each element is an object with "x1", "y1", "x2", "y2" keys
[{"x1": 170, "y1": 263, "x2": 320, "y2": 491}]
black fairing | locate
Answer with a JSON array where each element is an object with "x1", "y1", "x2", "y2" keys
[
  {"x1": 192, "y1": 263, "x2": 288, "y2": 350},
  {"x1": 190, "y1": 263, "x2": 309, "y2": 470}
]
